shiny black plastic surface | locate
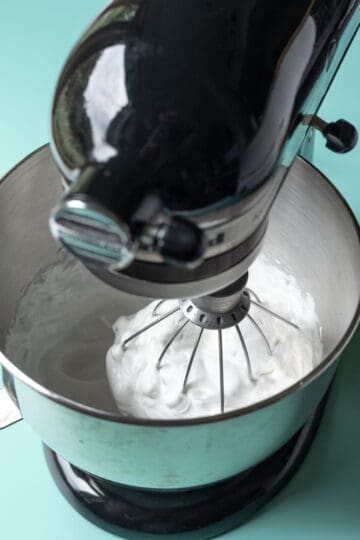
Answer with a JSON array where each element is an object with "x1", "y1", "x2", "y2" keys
[
  {"x1": 324, "y1": 118, "x2": 359, "y2": 152},
  {"x1": 52, "y1": 0, "x2": 353, "y2": 216}
]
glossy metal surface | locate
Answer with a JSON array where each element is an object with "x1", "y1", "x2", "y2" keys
[
  {"x1": 49, "y1": 0, "x2": 359, "y2": 280},
  {"x1": 0, "y1": 147, "x2": 359, "y2": 489}
]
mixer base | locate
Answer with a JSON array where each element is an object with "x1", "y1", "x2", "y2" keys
[{"x1": 44, "y1": 389, "x2": 329, "y2": 540}]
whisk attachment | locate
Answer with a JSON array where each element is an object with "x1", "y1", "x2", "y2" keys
[{"x1": 120, "y1": 273, "x2": 300, "y2": 414}]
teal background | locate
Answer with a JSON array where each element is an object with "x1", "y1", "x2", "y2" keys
[{"x1": 0, "y1": 2, "x2": 359, "y2": 538}]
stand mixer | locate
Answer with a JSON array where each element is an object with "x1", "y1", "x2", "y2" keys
[{"x1": 0, "y1": 1, "x2": 359, "y2": 539}]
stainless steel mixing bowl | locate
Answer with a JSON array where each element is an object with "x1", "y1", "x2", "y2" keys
[{"x1": 0, "y1": 146, "x2": 359, "y2": 489}]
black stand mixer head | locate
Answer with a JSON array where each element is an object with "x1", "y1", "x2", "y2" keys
[{"x1": 49, "y1": 0, "x2": 358, "y2": 302}]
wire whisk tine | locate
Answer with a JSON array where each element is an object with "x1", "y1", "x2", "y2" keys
[
  {"x1": 120, "y1": 285, "x2": 301, "y2": 414},
  {"x1": 183, "y1": 328, "x2": 204, "y2": 391},
  {"x1": 234, "y1": 324, "x2": 256, "y2": 383},
  {"x1": 250, "y1": 299, "x2": 300, "y2": 330},
  {"x1": 245, "y1": 288, "x2": 261, "y2": 303},
  {"x1": 152, "y1": 299, "x2": 169, "y2": 317},
  {"x1": 157, "y1": 319, "x2": 190, "y2": 369},
  {"x1": 218, "y1": 329, "x2": 225, "y2": 414},
  {"x1": 122, "y1": 306, "x2": 180, "y2": 350},
  {"x1": 246, "y1": 313, "x2": 272, "y2": 356}
]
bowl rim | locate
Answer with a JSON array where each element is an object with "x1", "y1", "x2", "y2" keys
[{"x1": 1, "y1": 146, "x2": 359, "y2": 427}]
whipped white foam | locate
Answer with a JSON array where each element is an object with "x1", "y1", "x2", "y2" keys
[{"x1": 106, "y1": 255, "x2": 323, "y2": 419}]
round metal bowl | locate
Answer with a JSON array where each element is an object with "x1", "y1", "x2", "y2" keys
[{"x1": 0, "y1": 146, "x2": 359, "y2": 489}]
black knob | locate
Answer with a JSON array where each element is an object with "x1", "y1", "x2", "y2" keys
[
  {"x1": 323, "y1": 119, "x2": 358, "y2": 154},
  {"x1": 149, "y1": 217, "x2": 206, "y2": 269},
  {"x1": 303, "y1": 115, "x2": 358, "y2": 154}
]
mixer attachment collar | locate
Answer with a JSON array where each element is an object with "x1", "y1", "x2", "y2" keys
[{"x1": 180, "y1": 292, "x2": 250, "y2": 330}]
